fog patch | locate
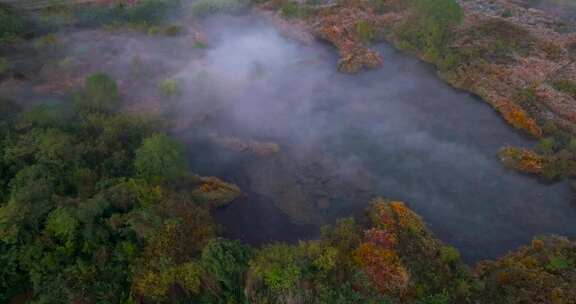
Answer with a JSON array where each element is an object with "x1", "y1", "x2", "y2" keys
[{"x1": 10, "y1": 11, "x2": 575, "y2": 262}]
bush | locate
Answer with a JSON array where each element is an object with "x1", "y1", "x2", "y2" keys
[
  {"x1": 191, "y1": 0, "x2": 249, "y2": 17},
  {"x1": 470, "y1": 18, "x2": 535, "y2": 62},
  {"x1": 194, "y1": 41, "x2": 207, "y2": 49},
  {"x1": 475, "y1": 236, "x2": 576, "y2": 303},
  {"x1": 0, "y1": 98, "x2": 20, "y2": 122},
  {"x1": 514, "y1": 87, "x2": 541, "y2": 118},
  {"x1": 73, "y1": 5, "x2": 127, "y2": 27},
  {"x1": 356, "y1": 20, "x2": 376, "y2": 43},
  {"x1": 250, "y1": 244, "x2": 302, "y2": 293},
  {"x1": 126, "y1": 0, "x2": 175, "y2": 24},
  {"x1": 0, "y1": 57, "x2": 11, "y2": 74},
  {"x1": 418, "y1": 292, "x2": 451, "y2": 304},
  {"x1": 0, "y1": 5, "x2": 25, "y2": 43},
  {"x1": 280, "y1": 1, "x2": 307, "y2": 19},
  {"x1": 552, "y1": 79, "x2": 576, "y2": 98},
  {"x1": 159, "y1": 79, "x2": 181, "y2": 97},
  {"x1": 201, "y1": 238, "x2": 253, "y2": 302},
  {"x1": 147, "y1": 25, "x2": 161, "y2": 35},
  {"x1": 164, "y1": 24, "x2": 182, "y2": 36},
  {"x1": 501, "y1": 9, "x2": 513, "y2": 18},
  {"x1": 134, "y1": 133, "x2": 187, "y2": 182},
  {"x1": 34, "y1": 33, "x2": 59, "y2": 49},
  {"x1": 73, "y1": 73, "x2": 119, "y2": 114},
  {"x1": 440, "y1": 246, "x2": 461, "y2": 264},
  {"x1": 74, "y1": 0, "x2": 176, "y2": 27},
  {"x1": 394, "y1": 0, "x2": 463, "y2": 60}
]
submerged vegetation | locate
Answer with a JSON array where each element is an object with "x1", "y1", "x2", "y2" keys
[{"x1": 0, "y1": 0, "x2": 575, "y2": 303}]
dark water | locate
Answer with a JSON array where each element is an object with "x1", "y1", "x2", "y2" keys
[{"x1": 171, "y1": 16, "x2": 576, "y2": 262}]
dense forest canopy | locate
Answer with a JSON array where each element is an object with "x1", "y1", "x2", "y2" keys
[{"x1": 0, "y1": 0, "x2": 575, "y2": 303}]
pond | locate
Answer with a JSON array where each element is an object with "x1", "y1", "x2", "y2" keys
[
  {"x1": 175, "y1": 15, "x2": 576, "y2": 262},
  {"x1": 16, "y1": 12, "x2": 571, "y2": 263}
]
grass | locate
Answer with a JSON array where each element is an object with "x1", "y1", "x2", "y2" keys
[
  {"x1": 73, "y1": 0, "x2": 177, "y2": 28},
  {"x1": 356, "y1": 20, "x2": 376, "y2": 43},
  {"x1": 279, "y1": 1, "x2": 312, "y2": 19},
  {"x1": 552, "y1": 79, "x2": 576, "y2": 98},
  {"x1": 472, "y1": 18, "x2": 535, "y2": 61},
  {"x1": 191, "y1": 0, "x2": 249, "y2": 17}
]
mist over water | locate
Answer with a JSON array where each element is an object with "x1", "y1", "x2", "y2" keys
[
  {"x1": 168, "y1": 15, "x2": 576, "y2": 262},
  {"x1": 17, "y1": 12, "x2": 574, "y2": 262}
]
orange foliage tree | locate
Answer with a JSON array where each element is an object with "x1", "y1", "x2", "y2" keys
[
  {"x1": 496, "y1": 98, "x2": 543, "y2": 138},
  {"x1": 499, "y1": 146, "x2": 546, "y2": 174}
]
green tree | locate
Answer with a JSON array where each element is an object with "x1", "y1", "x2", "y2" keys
[
  {"x1": 134, "y1": 133, "x2": 187, "y2": 182},
  {"x1": 0, "y1": 98, "x2": 20, "y2": 122},
  {"x1": 45, "y1": 207, "x2": 78, "y2": 243},
  {"x1": 159, "y1": 78, "x2": 181, "y2": 97},
  {"x1": 396, "y1": 0, "x2": 463, "y2": 60},
  {"x1": 414, "y1": 0, "x2": 463, "y2": 58},
  {"x1": 0, "y1": 4, "x2": 25, "y2": 43},
  {"x1": 201, "y1": 238, "x2": 253, "y2": 302},
  {"x1": 250, "y1": 244, "x2": 302, "y2": 293},
  {"x1": 76, "y1": 73, "x2": 119, "y2": 113}
]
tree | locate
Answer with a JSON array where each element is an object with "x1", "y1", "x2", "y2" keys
[
  {"x1": 0, "y1": 4, "x2": 25, "y2": 44},
  {"x1": 395, "y1": 0, "x2": 463, "y2": 60},
  {"x1": 413, "y1": 0, "x2": 463, "y2": 59},
  {"x1": 201, "y1": 238, "x2": 253, "y2": 302},
  {"x1": 75, "y1": 73, "x2": 119, "y2": 113},
  {"x1": 0, "y1": 98, "x2": 20, "y2": 122},
  {"x1": 249, "y1": 244, "x2": 303, "y2": 294},
  {"x1": 135, "y1": 133, "x2": 187, "y2": 182}
]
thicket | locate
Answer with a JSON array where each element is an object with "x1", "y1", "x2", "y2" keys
[
  {"x1": 159, "y1": 79, "x2": 181, "y2": 98},
  {"x1": 0, "y1": 74, "x2": 239, "y2": 303},
  {"x1": 73, "y1": 0, "x2": 179, "y2": 29},
  {"x1": 463, "y1": 18, "x2": 536, "y2": 64},
  {"x1": 356, "y1": 20, "x2": 377, "y2": 43},
  {"x1": 191, "y1": 0, "x2": 250, "y2": 18},
  {"x1": 393, "y1": 0, "x2": 463, "y2": 62},
  {"x1": 499, "y1": 121, "x2": 576, "y2": 180},
  {"x1": 279, "y1": 1, "x2": 311, "y2": 19},
  {"x1": 0, "y1": 4, "x2": 26, "y2": 44},
  {"x1": 553, "y1": 79, "x2": 576, "y2": 98},
  {"x1": 0, "y1": 2, "x2": 575, "y2": 303},
  {"x1": 3, "y1": 87, "x2": 573, "y2": 303}
]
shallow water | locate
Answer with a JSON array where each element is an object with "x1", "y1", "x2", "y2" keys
[{"x1": 172, "y1": 15, "x2": 576, "y2": 262}]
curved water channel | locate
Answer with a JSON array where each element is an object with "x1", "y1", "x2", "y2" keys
[{"x1": 165, "y1": 15, "x2": 576, "y2": 262}]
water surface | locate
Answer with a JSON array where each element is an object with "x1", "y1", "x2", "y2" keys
[{"x1": 169, "y1": 16, "x2": 576, "y2": 262}]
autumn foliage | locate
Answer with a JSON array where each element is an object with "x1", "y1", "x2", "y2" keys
[
  {"x1": 475, "y1": 237, "x2": 576, "y2": 304},
  {"x1": 496, "y1": 98, "x2": 543, "y2": 138},
  {"x1": 314, "y1": 4, "x2": 383, "y2": 73},
  {"x1": 353, "y1": 242, "x2": 410, "y2": 296},
  {"x1": 499, "y1": 146, "x2": 546, "y2": 174}
]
